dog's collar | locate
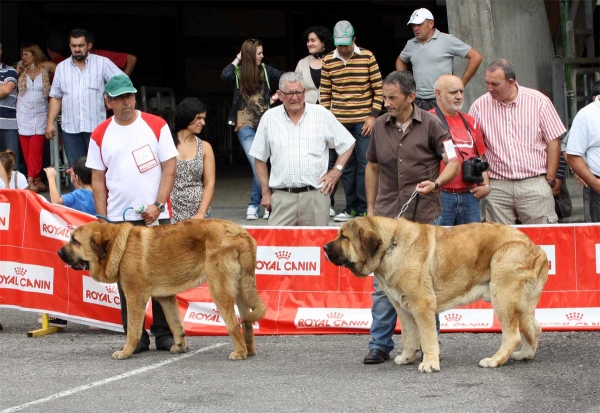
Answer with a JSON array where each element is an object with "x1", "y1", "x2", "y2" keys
[{"x1": 386, "y1": 237, "x2": 397, "y2": 255}]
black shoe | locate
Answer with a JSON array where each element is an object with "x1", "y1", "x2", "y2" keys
[
  {"x1": 156, "y1": 336, "x2": 175, "y2": 351},
  {"x1": 363, "y1": 348, "x2": 390, "y2": 364},
  {"x1": 133, "y1": 340, "x2": 150, "y2": 354}
]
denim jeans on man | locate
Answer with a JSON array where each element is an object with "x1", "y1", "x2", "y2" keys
[
  {"x1": 340, "y1": 123, "x2": 369, "y2": 214},
  {"x1": 237, "y1": 126, "x2": 262, "y2": 208},
  {"x1": 434, "y1": 191, "x2": 481, "y2": 226},
  {"x1": 0, "y1": 128, "x2": 20, "y2": 171},
  {"x1": 62, "y1": 131, "x2": 91, "y2": 169}
]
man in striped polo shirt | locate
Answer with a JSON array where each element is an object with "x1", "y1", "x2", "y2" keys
[
  {"x1": 321, "y1": 21, "x2": 383, "y2": 222},
  {"x1": 469, "y1": 59, "x2": 566, "y2": 225}
]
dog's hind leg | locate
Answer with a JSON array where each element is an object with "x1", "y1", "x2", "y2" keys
[
  {"x1": 112, "y1": 289, "x2": 151, "y2": 360},
  {"x1": 236, "y1": 296, "x2": 256, "y2": 357},
  {"x1": 512, "y1": 251, "x2": 547, "y2": 361},
  {"x1": 155, "y1": 295, "x2": 187, "y2": 354}
]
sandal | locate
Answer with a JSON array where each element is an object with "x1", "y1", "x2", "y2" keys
[
  {"x1": 27, "y1": 177, "x2": 39, "y2": 192},
  {"x1": 33, "y1": 178, "x2": 46, "y2": 192}
]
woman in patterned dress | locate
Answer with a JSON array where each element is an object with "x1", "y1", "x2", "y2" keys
[{"x1": 170, "y1": 98, "x2": 216, "y2": 223}]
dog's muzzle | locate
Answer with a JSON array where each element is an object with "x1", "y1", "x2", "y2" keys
[{"x1": 57, "y1": 249, "x2": 90, "y2": 271}]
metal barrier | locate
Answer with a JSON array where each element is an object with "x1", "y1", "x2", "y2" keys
[
  {"x1": 139, "y1": 86, "x2": 177, "y2": 129},
  {"x1": 49, "y1": 118, "x2": 69, "y2": 193}
]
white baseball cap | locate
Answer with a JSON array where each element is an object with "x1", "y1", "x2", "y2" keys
[{"x1": 407, "y1": 8, "x2": 434, "y2": 25}]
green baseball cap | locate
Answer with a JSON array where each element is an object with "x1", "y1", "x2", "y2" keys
[
  {"x1": 105, "y1": 75, "x2": 137, "y2": 97},
  {"x1": 333, "y1": 21, "x2": 355, "y2": 46}
]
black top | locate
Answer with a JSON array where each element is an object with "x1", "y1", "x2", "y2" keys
[{"x1": 310, "y1": 67, "x2": 321, "y2": 90}]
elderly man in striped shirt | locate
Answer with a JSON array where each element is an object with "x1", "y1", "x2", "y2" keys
[
  {"x1": 251, "y1": 72, "x2": 355, "y2": 226},
  {"x1": 46, "y1": 28, "x2": 124, "y2": 173},
  {"x1": 321, "y1": 21, "x2": 383, "y2": 222},
  {"x1": 469, "y1": 59, "x2": 566, "y2": 225}
]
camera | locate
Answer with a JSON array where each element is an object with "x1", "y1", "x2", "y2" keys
[{"x1": 462, "y1": 156, "x2": 489, "y2": 183}]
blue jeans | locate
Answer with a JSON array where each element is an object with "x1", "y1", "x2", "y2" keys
[
  {"x1": 434, "y1": 191, "x2": 481, "y2": 226},
  {"x1": 237, "y1": 126, "x2": 261, "y2": 208},
  {"x1": 62, "y1": 131, "x2": 91, "y2": 169},
  {"x1": 340, "y1": 123, "x2": 369, "y2": 214},
  {"x1": 0, "y1": 128, "x2": 20, "y2": 171}
]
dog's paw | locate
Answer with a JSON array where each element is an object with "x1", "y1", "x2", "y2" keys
[
  {"x1": 479, "y1": 357, "x2": 499, "y2": 368},
  {"x1": 228, "y1": 351, "x2": 248, "y2": 360},
  {"x1": 112, "y1": 350, "x2": 131, "y2": 360},
  {"x1": 418, "y1": 360, "x2": 440, "y2": 373},
  {"x1": 246, "y1": 349, "x2": 257, "y2": 357},
  {"x1": 511, "y1": 350, "x2": 532, "y2": 361},
  {"x1": 170, "y1": 343, "x2": 188, "y2": 354},
  {"x1": 394, "y1": 353, "x2": 417, "y2": 365}
]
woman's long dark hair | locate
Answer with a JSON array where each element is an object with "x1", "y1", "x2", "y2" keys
[
  {"x1": 173, "y1": 97, "x2": 207, "y2": 145},
  {"x1": 239, "y1": 38, "x2": 265, "y2": 96}
]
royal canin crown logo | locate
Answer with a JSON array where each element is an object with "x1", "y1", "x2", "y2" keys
[
  {"x1": 327, "y1": 312, "x2": 343, "y2": 319},
  {"x1": 105, "y1": 285, "x2": 118, "y2": 294},
  {"x1": 67, "y1": 224, "x2": 77, "y2": 231},
  {"x1": 566, "y1": 312, "x2": 584, "y2": 321},
  {"x1": 14, "y1": 267, "x2": 27, "y2": 276},
  {"x1": 444, "y1": 313, "x2": 462, "y2": 322},
  {"x1": 275, "y1": 251, "x2": 292, "y2": 260}
]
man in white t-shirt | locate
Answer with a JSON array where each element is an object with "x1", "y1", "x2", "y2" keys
[
  {"x1": 86, "y1": 75, "x2": 177, "y2": 353},
  {"x1": 566, "y1": 81, "x2": 600, "y2": 222}
]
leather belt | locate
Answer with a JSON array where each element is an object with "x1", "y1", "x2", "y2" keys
[
  {"x1": 415, "y1": 98, "x2": 435, "y2": 102},
  {"x1": 441, "y1": 187, "x2": 471, "y2": 194},
  {"x1": 275, "y1": 186, "x2": 316, "y2": 194}
]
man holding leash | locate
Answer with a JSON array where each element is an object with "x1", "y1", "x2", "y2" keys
[
  {"x1": 86, "y1": 75, "x2": 178, "y2": 353},
  {"x1": 363, "y1": 70, "x2": 459, "y2": 364}
]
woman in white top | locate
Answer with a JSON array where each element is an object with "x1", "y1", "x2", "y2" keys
[
  {"x1": 294, "y1": 26, "x2": 334, "y2": 104},
  {"x1": 295, "y1": 26, "x2": 337, "y2": 215},
  {"x1": 15, "y1": 43, "x2": 56, "y2": 192},
  {"x1": 0, "y1": 149, "x2": 28, "y2": 189}
]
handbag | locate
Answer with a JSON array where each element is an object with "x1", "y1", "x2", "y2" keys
[{"x1": 554, "y1": 182, "x2": 572, "y2": 219}]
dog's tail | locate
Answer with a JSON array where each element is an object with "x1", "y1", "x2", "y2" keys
[{"x1": 238, "y1": 236, "x2": 266, "y2": 323}]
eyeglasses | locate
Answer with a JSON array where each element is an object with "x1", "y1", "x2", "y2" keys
[{"x1": 280, "y1": 90, "x2": 305, "y2": 97}]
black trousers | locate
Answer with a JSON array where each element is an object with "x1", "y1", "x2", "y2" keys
[
  {"x1": 414, "y1": 98, "x2": 438, "y2": 111},
  {"x1": 117, "y1": 219, "x2": 172, "y2": 344}
]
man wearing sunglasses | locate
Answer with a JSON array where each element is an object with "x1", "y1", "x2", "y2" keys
[{"x1": 250, "y1": 72, "x2": 355, "y2": 226}]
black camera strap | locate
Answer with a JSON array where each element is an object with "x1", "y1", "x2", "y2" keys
[{"x1": 434, "y1": 107, "x2": 481, "y2": 159}]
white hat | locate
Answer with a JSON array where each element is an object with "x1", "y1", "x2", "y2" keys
[{"x1": 407, "y1": 8, "x2": 434, "y2": 25}]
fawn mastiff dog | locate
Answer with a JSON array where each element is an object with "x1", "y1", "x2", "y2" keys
[
  {"x1": 324, "y1": 216, "x2": 548, "y2": 373},
  {"x1": 58, "y1": 219, "x2": 266, "y2": 360}
]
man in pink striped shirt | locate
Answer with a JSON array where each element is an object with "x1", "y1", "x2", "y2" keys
[{"x1": 469, "y1": 59, "x2": 566, "y2": 225}]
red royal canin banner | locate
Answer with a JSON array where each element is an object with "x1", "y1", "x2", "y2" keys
[{"x1": 1, "y1": 189, "x2": 599, "y2": 335}]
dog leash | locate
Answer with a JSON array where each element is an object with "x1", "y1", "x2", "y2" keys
[{"x1": 394, "y1": 190, "x2": 419, "y2": 220}]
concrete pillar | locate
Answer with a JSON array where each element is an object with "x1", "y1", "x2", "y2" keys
[{"x1": 447, "y1": 0, "x2": 556, "y2": 109}]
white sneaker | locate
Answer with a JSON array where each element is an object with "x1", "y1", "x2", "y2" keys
[
  {"x1": 246, "y1": 205, "x2": 259, "y2": 220},
  {"x1": 263, "y1": 210, "x2": 270, "y2": 219},
  {"x1": 333, "y1": 210, "x2": 357, "y2": 222},
  {"x1": 329, "y1": 207, "x2": 335, "y2": 217}
]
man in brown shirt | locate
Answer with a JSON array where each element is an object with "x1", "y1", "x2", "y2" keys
[{"x1": 363, "y1": 70, "x2": 460, "y2": 364}]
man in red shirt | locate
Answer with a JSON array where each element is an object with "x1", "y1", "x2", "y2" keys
[
  {"x1": 88, "y1": 30, "x2": 138, "y2": 76},
  {"x1": 429, "y1": 74, "x2": 490, "y2": 225}
]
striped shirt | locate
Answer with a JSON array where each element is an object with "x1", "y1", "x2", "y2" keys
[
  {"x1": 0, "y1": 63, "x2": 18, "y2": 130},
  {"x1": 49, "y1": 54, "x2": 124, "y2": 133},
  {"x1": 250, "y1": 103, "x2": 355, "y2": 189},
  {"x1": 320, "y1": 46, "x2": 383, "y2": 124},
  {"x1": 468, "y1": 84, "x2": 566, "y2": 180}
]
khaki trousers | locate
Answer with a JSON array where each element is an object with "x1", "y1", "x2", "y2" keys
[{"x1": 268, "y1": 189, "x2": 330, "y2": 226}]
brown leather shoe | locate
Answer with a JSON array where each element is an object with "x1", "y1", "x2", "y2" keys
[{"x1": 363, "y1": 348, "x2": 390, "y2": 364}]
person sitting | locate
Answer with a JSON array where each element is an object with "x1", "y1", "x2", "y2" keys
[
  {"x1": 44, "y1": 156, "x2": 96, "y2": 215},
  {"x1": 0, "y1": 149, "x2": 28, "y2": 189}
]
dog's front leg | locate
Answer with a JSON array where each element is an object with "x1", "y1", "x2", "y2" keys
[
  {"x1": 412, "y1": 303, "x2": 440, "y2": 373},
  {"x1": 393, "y1": 306, "x2": 420, "y2": 365},
  {"x1": 112, "y1": 294, "x2": 149, "y2": 360}
]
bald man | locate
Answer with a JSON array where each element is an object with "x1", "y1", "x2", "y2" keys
[{"x1": 429, "y1": 74, "x2": 490, "y2": 225}]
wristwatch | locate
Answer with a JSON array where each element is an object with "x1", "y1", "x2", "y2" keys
[
  {"x1": 546, "y1": 179, "x2": 556, "y2": 188},
  {"x1": 335, "y1": 165, "x2": 344, "y2": 172},
  {"x1": 154, "y1": 201, "x2": 165, "y2": 213},
  {"x1": 433, "y1": 181, "x2": 440, "y2": 192}
]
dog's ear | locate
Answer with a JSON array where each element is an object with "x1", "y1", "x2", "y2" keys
[
  {"x1": 359, "y1": 226, "x2": 383, "y2": 258},
  {"x1": 90, "y1": 231, "x2": 108, "y2": 259}
]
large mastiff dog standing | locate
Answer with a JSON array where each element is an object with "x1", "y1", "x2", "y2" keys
[
  {"x1": 324, "y1": 216, "x2": 548, "y2": 373},
  {"x1": 58, "y1": 219, "x2": 266, "y2": 360}
]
